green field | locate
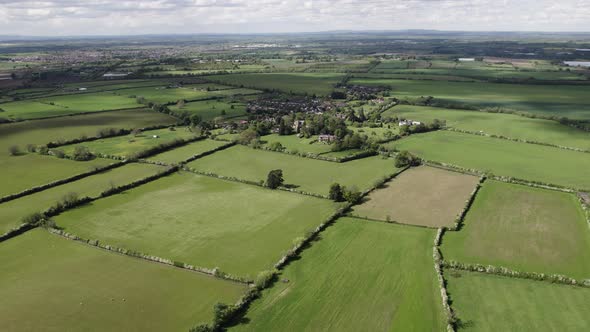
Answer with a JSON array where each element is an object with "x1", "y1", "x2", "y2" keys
[
  {"x1": 349, "y1": 125, "x2": 399, "y2": 142},
  {"x1": 388, "y1": 131, "x2": 590, "y2": 189},
  {"x1": 383, "y1": 105, "x2": 590, "y2": 150},
  {"x1": 147, "y1": 139, "x2": 227, "y2": 163},
  {"x1": 260, "y1": 134, "x2": 334, "y2": 155},
  {"x1": 0, "y1": 92, "x2": 141, "y2": 120},
  {"x1": 168, "y1": 99, "x2": 247, "y2": 120},
  {"x1": 0, "y1": 163, "x2": 163, "y2": 234},
  {"x1": 54, "y1": 172, "x2": 340, "y2": 278},
  {"x1": 0, "y1": 229, "x2": 246, "y2": 332},
  {"x1": 0, "y1": 154, "x2": 112, "y2": 198},
  {"x1": 0, "y1": 109, "x2": 178, "y2": 159},
  {"x1": 441, "y1": 180, "x2": 590, "y2": 279},
  {"x1": 349, "y1": 78, "x2": 590, "y2": 119},
  {"x1": 445, "y1": 270, "x2": 590, "y2": 331},
  {"x1": 204, "y1": 73, "x2": 344, "y2": 95},
  {"x1": 353, "y1": 166, "x2": 480, "y2": 227},
  {"x1": 231, "y1": 217, "x2": 446, "y2": 332},
  {"x1": 123, "y1": 85, "x2": 260, "y2": 104},
  {"x1": 57, "y1": 127, "x2": 197, "y2": 158},
  {"x1": 188, "y1": 145, "x2": 398, "y2": 195}
]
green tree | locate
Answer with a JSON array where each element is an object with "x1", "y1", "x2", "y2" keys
[
  {"x1": 394, "y1": 150, "x2": 421, "y2": 168},
  {"x1": 238, "y1": 128, "x2": 259, "y2": 145},
  {"x1": 266, "y1": 169, "x2": 284, "y2": 189},
  {"x1": 342, "y1": 186, "x2": 362, "y2": 204},
  {"x1": 72, "y1": 146, "x2": 94, "y2": 161},
  {"x1": 329, "y1": 183, "x2": 344, "y2": 202},
  {"x1": 8, "y1": 145, "x2": 20, "y2": 156}
]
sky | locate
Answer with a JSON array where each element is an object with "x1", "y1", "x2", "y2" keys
[{"x1": 0, "y1": 0, "x2": 589, "y2": 36}]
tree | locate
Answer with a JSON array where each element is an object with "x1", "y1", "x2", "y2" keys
[
  {"x1": 266, "y1": 169, "x2": 284, "y2": 189},
  {"x1": 131, "y1": 128, "x2": 142, "y2": 137},
  {"x1": 8, "y1": 145, "x2": 20, "y2": 156},
  {"x1": 238, "y1": 128, "x2": 259, "y2": 145},
  {"x1": 394, "y1": 150, "x2": 421, "y2": 168},
  {"x1": 342, "y1": 186, "x2": 362, "y2": 204},
  {"x1": 329, "y1": 183, "x2": 344, "y2": 202},
  {"x1": 72, "y1": 146, "x2": 94, "y2": 161},
  {"x1": 269, "y1": 141, "x2": 284, "y2": 151}
]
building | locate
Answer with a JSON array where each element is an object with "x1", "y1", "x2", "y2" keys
[
  {"x1": 293, "y1": 120, "x2": 305, "y2": 133},
  {"x1": 318, "y1": 134, "x2": 337, "y2": 143},
  {"x1": 398, "y1": 120, "x2": 422, "y2": 126}
]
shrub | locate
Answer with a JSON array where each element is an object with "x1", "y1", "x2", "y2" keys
[
  {"x1": 254, "y1": 270, "x2": 276, "y2": 290},
  {"x1": 26, "y1": 144, "x2": 36, "y2": 153},
  {"x1": 266, "y1": 169, "x2": 284, "y2": 189},
  {"x1": 394, "y1": 150, "x2": 421, "y2": 168},
  {"x1": 328, "y1": 183, "x2": 344, "y2": 202},
  {"x1": 22, "y1": 212, "x2": 43, "y2": 225},
  {"x1": 8, "y1": 145, "x2": 20, "y2": 156},
  {"x1": 52, "y1": 149, "x2": 66, "y2": 159},
  {"x1": 72, "y1": 146, "x2": 94, "y2": 161}
]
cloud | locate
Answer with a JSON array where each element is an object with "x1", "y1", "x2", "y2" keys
[{"x1": 0, "y1": 0, "x2": 588, "y2": 35}]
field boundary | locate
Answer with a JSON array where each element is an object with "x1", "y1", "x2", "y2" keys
[
  {"x1": 0, "y1": 160, "x2": 126, "y2": 205},
  {"x1": 253, "y1": 143, "x2": 378, "y2": 163},
  {"x1": 444, "y1": 127, "x2": 590, "y2": 153},
  {"x1": 433, "y1": 228, "x2": 457, "y2": 332},
  {"x1": 578, "y1": 193, "x2": 590, "y2": 231},
  {"x1": 0, "y1": 106, "x2": 147, "y2": 124},
  {"x1": 450, "y1": 176, "x2": 486, "y2": 231}
]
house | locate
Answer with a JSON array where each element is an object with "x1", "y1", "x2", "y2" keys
[
  {"x1": 318, "y1": 134, "x2": 337, "y2": 144},
  {"x1": 78, "y1": 87, "x2": 87, "y2": 91},
  {"x1": 398, "y1": 120, "x2": 422, "y2": 126},
  {"x1": 293, "y1": 120, "x2": 305, "y2": 133}
]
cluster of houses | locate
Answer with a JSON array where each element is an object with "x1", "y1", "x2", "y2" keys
[
  {"x1": 247, "y1": 98, "x2": 328, "y2": 115},
  {"x1": 398, "y1": 120, "x2": 422, "y2": 126}
]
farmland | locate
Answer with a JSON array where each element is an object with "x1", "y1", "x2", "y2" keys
[
  {"x1": 0, "y1": 229, "x2": 246, "y2": 332},
  {"x1": 445, "y1": 270, "x2": 590, "y2": 331},
  {"x1": 350, "y1": 78, "x2": 590, "y2": 120},
  {"x1": 168, "y1": 99, "x2": 247, "y2": 120},
  {"x1": 187, "y1": 145, "x2": 398, "y2": 195},
  {"x1": 441, "y1": 180, "x2": 590, "y2": 279},
  {"x1": 388, "y1": 130, "x2": 590, "y2": 189},
  {"x1": 353, "y1": 166, "x2": 480, "y2": 228},
  {"x1": 232, "y1": 217, "x2": 446, "y2": 331},
  {"x1": 383, "y1": 105, "x2": 590, "y2": 151},
  {"x1": 0, "y1": 154, "x2": 113, "y2": 198},
  {"x1": 54, "y1": 172, "x2": 340, "y2": 278},
  {"x1": 148, "y1": 139, "x2": 228, "y2": 163},
  {"x1": 121, "y1": 85, "x2": 260, "y2": 105},
  {"x1": 0, "y1": 163, "x2": 164, "y2": 234},
  {"x1": 203, "y1": 73, "x2": 345, "y2": 96}
]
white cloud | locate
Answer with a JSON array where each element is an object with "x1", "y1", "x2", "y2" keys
[{"x1": 0, "y1": 0, "x2": 588, "y2": 35}]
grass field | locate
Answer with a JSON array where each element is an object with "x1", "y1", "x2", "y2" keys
[
  {"x1": 54, "y1": 172, "x2": 340, "y2": 278},
  {"x1": 353, "y1": 166, "x2": 480, "y2": 227},
  {"x1": 147, "y1": 139, "x2": 227, "y2": 163},
  {"x1": 441, "y1": 180, "x2": 590, "y2": 279},
  {"x1": 0, "y1": 92, "x2": 140, "y2": 120},
  {"x1": 58, "y1": 127, "x2": 197, "y2": 158},
  {"x1": 0, "y1": 229, "x2": 246, "y2": 332},
  {"x1": 383, "y1": 105, "x2": 590, "y2": 150},
  {"x1": 188, "y1": 145, "x2": 398, "y2": 195},
  {"x1": 0, "y1": 154, "x2": 112, "y2": 198},
  {"x1": 0, "y1": 163, "x2": 163, "y2": 234},
  {"x1": 168, "y1": 99, "x2": 247, "y2": 120},
  {"x1": 231, "y1": 217, "x2": 446, "y2": 332},
  {"x1": 445, "y1": 270, "x2": 590, "y2": 331},
  {"x1": 260, "y1": 134, "x2": 334, "y2": 155},
  {"x1": 123, "y1": 86, "x2": 260, "y2": 104},
  {"x1": 349, "y1": 78, "x2": 590, "y2": 120},
  {"x1": 204, "y1": 73, "x2": 344, "y2": 96},
  {"x1": 349, "y1": 125, "x2": 399, "y2": 142},
  {"x1": 388, "y1": 131, "x2": 590, "y2": 189},
  {"x1": 0, "y1": 109, "x2": 178, "y2": 159}
]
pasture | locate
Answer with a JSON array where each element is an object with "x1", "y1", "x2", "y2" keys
[
  {"x1": 203, "y1": 73, "x2": 344, "y2": 96},
  {"x1": 0, "y1": 154, "x2": 112, "y2": 198},
  {"x1": 260, "y1": 134, "x2": 334, "y2": 155},
  {"x1": 383, "y1": 105, "x2": 590, "y2": 151},
  {"x1": 0, "y1": 92, "x2": 140, "y2": 120},
  {"x1": 0, "y1": 163, "x2": 163, "y2": 235},
  {"x1": 147, "y1": 139, "x2": 227, "y2": 164},
  {"x1": 54, "y1": 172, "x2": 340, "y2": 278},
  {"x1": 0, "y1": 109, "x2": 178, "y2": 158},
  {"x1": 0, "y1": 229, "x2": 246, "y2": 332},
  {"x1": 168, "y1": 99, "x2": 247, "y2": 120},
  {"x1": 231, "y1": 217, "x2": 446, "y2": 332},
  {"x1": 349, "y1": 78, "x2": 590, "y2": 120},
  {"x1": 187, "y1": 145, "x2": 398, "y2": 195},
  {"x1": 58, "y1": 127, "x2": 197, "y2": 158},
  {"x1": 441, "y1": 180, "x2": 590, "y2": 279},
  {"x1": 123, "y1": 85, "x2": 260, "y2": 105},
  {"x1": 445, "y1": 270, "x2": 590, "y2": 331},
  {"x1": 353, "y1": 166, "x2": 480, "y2": 227},
  {"x1": 388, "y1": 131, "x2": 590, "y2": 190}
]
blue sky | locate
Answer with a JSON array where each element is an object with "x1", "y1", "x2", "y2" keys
[{"x1": 0, "y1": 0, "x2": 589, "y2": 36}]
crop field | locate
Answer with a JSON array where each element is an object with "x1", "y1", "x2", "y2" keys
[
  {"x1": 349, "y1": 78, "x2": 590, "y2": 120},
  {"x1": 388, "y1": 131, "x2": 590, "y2": 189},
  {"x1": 0, "y1": 109, "x2": 178, "y2": 157},
  {"x1": 57, "y1": 127, "x2": 197, "y2": 158},
  {"x1": 0, "y1": 92, "x2": 140, "y2": 120},
  {"x1": 54, "y1": 172, "x2": 340, "y2": 278},
  {"x1": 0, "y1": 163, "x2": 164, "y2": 234},
  {"x1": 168, "y1": 99, "x2": 247, "y2": 120},
  {"x1": 383, "y1": 105, "x2": 590, "y2": 150},
  {"x1": 441, "y1": 180, "x2": 590, "y2": 279},
  {"x1": 187, "y1": 145, "x2": 398, "y2": 195},
  {"x1": 0, "y1": 229, "x2": 247, "y2": 332},
  {"x1": 445, "y1": 270, "x2": 590, "y2": 331},
  {"x1": 353, "y1": 166, "x2": 480, "y2": 227},
  {"x1": 147, "y1": 139, "x2": 227, "y2": 163},
  {"x1": 203, "y1": 73, "x2": 345, "y2": 95},
  {"x1": 0, "y1": 154, "x2": 112, "y2": 198},
  {"x1": 232, "y1": 217, "x2": 446, "y2": 331}
]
